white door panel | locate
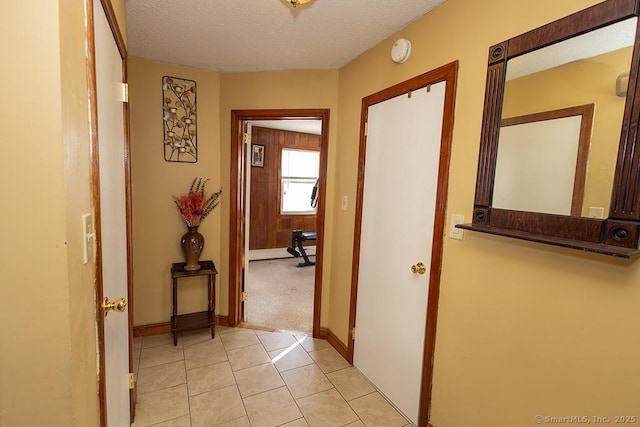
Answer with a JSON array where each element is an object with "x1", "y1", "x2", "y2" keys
[
  {"x1": 354, "y1": 82, "x2": 446, "y2": 425},
  {"x1": 243, "y1": 124, "x2": 252, "y2": 322},
  {"x1": 94, "y1": 0, "x2": 130, "y2": 424}
]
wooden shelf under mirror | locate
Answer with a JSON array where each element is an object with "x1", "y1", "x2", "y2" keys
[
  {"x1": 464, "y1": 0, "x2": 640, "y2": 257},
  {"x1": 457, "y1": 224, "x2": 640, "y2": 258}
]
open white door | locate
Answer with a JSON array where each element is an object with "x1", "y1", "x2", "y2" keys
[
  {"x1": 353, "y1": 82, "x2": 447, "y2": 425},
  {"x1": 243, "y1": 123, "x2": 253, "y2": 322},
  {"x1": 94, "y1": 0, "x2": 131, "y2": 424}
]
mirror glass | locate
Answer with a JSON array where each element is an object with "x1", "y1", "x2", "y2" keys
[
  {"x1": 495, "y1": 17, "x2": 637, "y2": 218},
  {"x1": 494, "y1": 104, "x2": 593, "y2": 216}
]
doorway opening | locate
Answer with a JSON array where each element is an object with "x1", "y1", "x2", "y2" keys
[
  {"x1": 229, "y1": 109, "x2": 330, "y2": 337},
  {"x1": 245, "y1": 120, "x2": 321, "y2": 333}
]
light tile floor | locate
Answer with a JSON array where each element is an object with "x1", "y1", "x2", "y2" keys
[{"x1": 132, "y1": 327, "x2": 412, "y2": 427}]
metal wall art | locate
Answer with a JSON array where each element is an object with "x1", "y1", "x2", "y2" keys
[{"x1": 163, "y1": 76, "x2": 197, "y2": 162}]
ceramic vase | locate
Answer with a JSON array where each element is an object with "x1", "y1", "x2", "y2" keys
[{"x1": 181, "y1": 226, "x2": 204, "y2": 271}]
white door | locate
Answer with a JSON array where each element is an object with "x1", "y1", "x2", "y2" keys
[
  {"x1": 94, "y1": 0, "x2": 131, "y2": 424},
  {"x1": 243, "y1": 124, "x2": 253, "y2": 322},
  {"x1": 354, "y1": 82, "x2": 446, "y2": 425}
]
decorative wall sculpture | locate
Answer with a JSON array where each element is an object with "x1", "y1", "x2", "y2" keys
[{"x1": 163, "y1": 76, "x2": 197, "y2": 162}]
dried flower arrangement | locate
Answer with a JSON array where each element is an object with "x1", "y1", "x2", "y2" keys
[{"x1": 173, "y1": 177, "x2": 222, "y2": 227}]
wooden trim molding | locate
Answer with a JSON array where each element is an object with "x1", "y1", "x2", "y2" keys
[
  {"x1": 229, "y1": 109, "x2": 330, "y2": 337},
  {"x1": 217, "y1": 315, "x2": 230, "y2": 327},
  {"x1": 133, "y1": 316, "x2": 229, "y2": 337},
  {"x1": 99, "y1": 0, "x2": 126, "y2": 59},
  {"x1": 85, "y1": 0, "x2": 106, "y2": 424},
  {"x1": 318, "y1": 327, "x2": 349, "y2": 360},
  {"x1": 507, "y1": 0, "x2": 636, "y2": 58},
  {"x1": 229, "y1": 112, "x2": 244, "y2": 326},
  {"x1": 475, "y1": 62, "x2": 505, "y2": 206},
  {"x1": 133, "y1": 322, "x2": 171, "y2": 338}
]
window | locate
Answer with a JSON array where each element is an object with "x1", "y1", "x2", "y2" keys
[{"x1": 281, "y1": 148, "x2": 319, "y2": 214}]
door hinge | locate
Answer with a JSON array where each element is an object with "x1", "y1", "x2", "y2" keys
[
  {"x1": 119, "y1": 82, "x2": 129, "y2": 103},
  {"x1": 128, "y1": 373, "x2": 135, "y2": 389},
  {"x1": 351, "y1": 327, "x2": 356, "y2": 340},
  {"x1": 243, "y1": 133, "x2": 251, "y2": 145},
  {"x1": 241, "y1": 291, "x2": 248, "y2": 302},
  {"x1": 364, "y1": 122, "x2": 368, "y2": 137}
]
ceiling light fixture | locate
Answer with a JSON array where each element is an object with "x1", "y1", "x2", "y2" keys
[{"x1": 283, "y1": 0, "x2": 312, "y2": 8}]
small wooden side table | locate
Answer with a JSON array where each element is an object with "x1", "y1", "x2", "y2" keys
[{"x1": 171, "y1": 260, "x2": 217, "y2": 346}]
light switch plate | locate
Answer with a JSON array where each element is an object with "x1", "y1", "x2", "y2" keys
[
  {"x1": 341, "y1": 195, "x2": 348, "y2": 211},
  {"x1": 449, "y1": 214, "x2": 465, "y2": 240},
  {"x1": 82, "y1": 212, "x2": 95, "y2": 264}
]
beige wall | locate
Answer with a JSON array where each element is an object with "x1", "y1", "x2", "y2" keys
[
  {"x1": 128, "y1": 64, "x2": 339, "y2": 326},
  {"x1": 219, "y1": 70, "x2": 339, "y2": 326},
  {"x1": 332, "y1": 0, "x2": 640, "y2": 426},
  {"x1": 0, "y1": 0, "x2": 111, "y2": 425},
  {"x1": 129, "y1": 58, "x2": 222, "y2": 325},
  {"x1": 60, "y1": 0, "x2": 102, "y2": 424}
]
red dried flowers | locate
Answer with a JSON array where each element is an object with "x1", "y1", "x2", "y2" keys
[{"x1": 173, "y1": 177, "x2": 222, "y2": 227}]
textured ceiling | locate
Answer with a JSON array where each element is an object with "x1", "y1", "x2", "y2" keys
[{"x1": 126, "y1": 0, "x2": 446, "y2": 73}]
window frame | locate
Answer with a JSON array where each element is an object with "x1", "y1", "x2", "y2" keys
[{"x1": 279, "y1": 148, "x2": 320, "y2": 216}]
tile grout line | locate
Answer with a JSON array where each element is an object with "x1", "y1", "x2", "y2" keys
[
  {"x1": 231, "y1": 330, "x2": 253, "y2": 425},
  {"x1": 179, "y1": 333, "x2": 195, "y2": 427},
  {"x1": 278, "y1": 333, "x2": 362, "y2": 426},
  {"x1": 268, "y1": 337, "x2": 310, "y2": 427},
  {"x1": 225, "y1": 333, "x2": 253, "y2": 425},
  {"x1": 233, "y1": 331, "x2": 310, "y2": 425},
  {"x1": 350, "y1": 364, "x2": 413, "y2": 426}
]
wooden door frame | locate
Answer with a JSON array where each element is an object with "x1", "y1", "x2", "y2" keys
[
  {"x1": 86, "y1": 0, "x2": 135, "y2": 424},
  {"x1": 348, "y1": 62, "x2": 458, "y2": 427},
  {"x1": 229, "y1": 109, "x2": 330, "y2": 337}
]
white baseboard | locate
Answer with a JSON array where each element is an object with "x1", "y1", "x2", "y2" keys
[{"x1": 248, "y1": 246, "x2": 316, "y2": 261}]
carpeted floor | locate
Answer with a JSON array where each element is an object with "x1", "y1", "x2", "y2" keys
[{"x1": 245, "y1": 258, "x2": 315, "y2": 334}]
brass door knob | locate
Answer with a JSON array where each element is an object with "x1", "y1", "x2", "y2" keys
[
  {"x1": 103, "y1": 297, "x2": 127, "y2": 316},
  {"x1": 411, "y1": 262, "x2": 426, "y2": 274}
]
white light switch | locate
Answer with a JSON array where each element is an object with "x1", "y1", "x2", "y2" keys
[
  {"x1": 341, "y1": 195, "x2": 348, "y2": 211},
  {"x1": 449, "y1": 214, "x2": 465, "y2": 240},
  {"x1": 82, "y1": 212, "x2": 95, "y2": 264}
]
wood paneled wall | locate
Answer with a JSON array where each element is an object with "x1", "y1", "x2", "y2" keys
[{"x1": 249, "y1": 126, "x2": 320, "y2": 250}]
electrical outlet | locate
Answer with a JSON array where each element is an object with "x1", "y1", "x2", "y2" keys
[
  {"x1": 341, "y1": 195, "x2": 348, "y2": 211},
  {"x1": 588, "y1": 207, "x2": 604, "y2": 218},
  {"x1": 449, "y1": 214, "x2": 465, "y2": 240}
]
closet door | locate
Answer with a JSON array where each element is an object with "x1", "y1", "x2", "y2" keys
[{"x1": 354, "y1": 82, "x2": 446, "y2": 425}]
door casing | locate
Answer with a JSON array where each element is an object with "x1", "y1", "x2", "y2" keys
[
  {"x1": 348, "y1": 62, "x2": 458, "y2": 427},
  {"x1": 229, "y1": 109, "x2": 329, "y2": 336}
]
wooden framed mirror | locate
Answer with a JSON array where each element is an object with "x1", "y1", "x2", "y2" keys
[{"x1": 459, "y1": 0, "x2": 640, "y2": 257}]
